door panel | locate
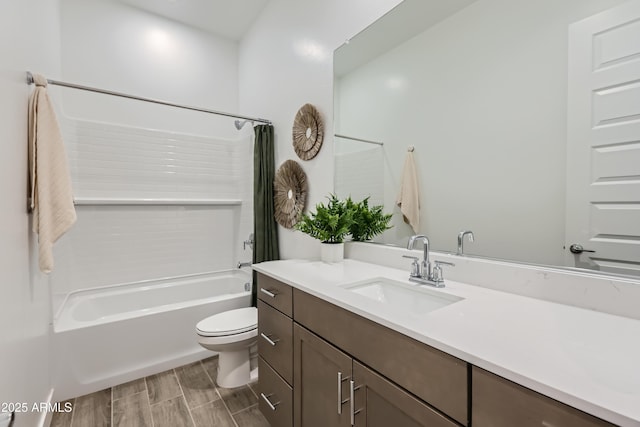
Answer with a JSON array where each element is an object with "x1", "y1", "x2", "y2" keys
[
  {"x1": 293, "y1": 324, "x2": 351, "y2": 427},
  {"x1": 566, "y1": 1, "x2": 640, "y2": 276}
]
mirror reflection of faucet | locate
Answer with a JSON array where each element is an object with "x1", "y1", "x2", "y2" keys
[{"x1": 457, "y1": 230, "x2": 474, "y2": 256}]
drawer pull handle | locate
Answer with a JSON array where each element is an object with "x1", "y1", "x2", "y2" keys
[
  {"x1": 260, "y1": 288, "x2": 277, "y2": 298},
  {"x1": 349, "y1": 380, "x2": 362, "y2": 426},
  {"x1": 260, "y1": 333, "x2": 280, "y2": 346},
  {"x1": 260, "y1": 393, "x2": 280, "y2": 411},
  {"x1": 337, "y1": 372, "x2": 350, "y2": 414}
]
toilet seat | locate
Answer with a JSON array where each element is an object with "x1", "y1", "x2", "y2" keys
[{"x1": 196, "y1": 307, "x2": 257, "y2": 337}]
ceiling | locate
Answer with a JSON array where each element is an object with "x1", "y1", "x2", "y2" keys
[{"x1": 116, "y1": 0, "x2": 270, "y2": 40}]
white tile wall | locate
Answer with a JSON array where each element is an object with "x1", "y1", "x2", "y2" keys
[
  {"x1": 50, "y1": 118, "x2": 252, "y2": 311},
  {"x1": 62, "y1": 118, "x2": 244, "y2": 200}
]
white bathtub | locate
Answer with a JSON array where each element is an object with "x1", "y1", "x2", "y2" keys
[{"x1": 52, "y1": 270, "x2": 251, "y2": 401}]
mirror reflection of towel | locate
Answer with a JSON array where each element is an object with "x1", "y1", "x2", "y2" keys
[
  {"x1": 28, "y1": 73, "x2": 77, "y2": 273},
  {"x1": 396, "y1": 151, "x2": 420, "y2": 233}
]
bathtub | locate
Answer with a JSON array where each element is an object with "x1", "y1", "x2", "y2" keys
[{"x1": 52, "y1": 270, "x2": 251, "y2": 401}]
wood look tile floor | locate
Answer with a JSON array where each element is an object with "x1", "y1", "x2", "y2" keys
[{"x1": 51, "y1": 357, "x2": 269, "y2": 427}]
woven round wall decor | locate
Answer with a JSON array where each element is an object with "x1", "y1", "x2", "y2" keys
[
  {"x1": 292, "y1": 103, "x2": 324, "y2": 161},
  {"x1": 274, "y1": 160, "x2": 308, "y2": 229}
]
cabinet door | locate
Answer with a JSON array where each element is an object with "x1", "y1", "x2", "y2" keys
[
  {"x1": 294, "y1": 289, "x2": 468, "y2": 425},
  {"x1": 352, "y1": 361, "x2": 459, "y2": 427},
  {"x1": 294, "y1": 324, "x2": 352, "y2": 427}
]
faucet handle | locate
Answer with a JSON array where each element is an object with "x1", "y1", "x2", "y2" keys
[
  {"x1": 432, "y1": 260, "x2": 455, "y2": 283},
  {"x1": 402, "y1": 255, "x2": 421, "y2": 278},
  {"x1": 434, "y1": 260, "x2": 455, "y2": 267}
]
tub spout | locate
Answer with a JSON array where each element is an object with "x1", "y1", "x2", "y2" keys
[{"x1": 237, "y1": 261, "x2": 252, "y2": 269}]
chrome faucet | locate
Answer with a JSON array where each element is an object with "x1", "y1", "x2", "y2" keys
[
  {"x1": 403, "y1": 235, "x2": 454, "y2": 288},
  {"x1": 407, "y1": 234, "x2": 432, "y2": 280},
  {"x1": 243, "y1": 233, "x2": 254, "y2": 251},
  {"x1": 237, "y1": 261, "x2": 252, "y2": 269},
  {"x1": 457, "y1": 230, "x2": 474, "y2": 256}
]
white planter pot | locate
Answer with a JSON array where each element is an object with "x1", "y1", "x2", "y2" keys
[{"x1": 320, "y1": 242, "x2": 344, "y2": 263}]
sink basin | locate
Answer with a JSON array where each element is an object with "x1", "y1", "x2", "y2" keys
[{"x1": 341, "y1": 277, "x2": 463, "y2": 315}]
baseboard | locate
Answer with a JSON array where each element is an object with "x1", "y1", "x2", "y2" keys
[{"x1": 37, "y1": 389, "x2": 55, "y2": 427}]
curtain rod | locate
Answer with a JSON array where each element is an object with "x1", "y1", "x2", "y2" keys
[
  {"x1": 26, "y1": 71, "x2": 272, "y2": 126},
  {"x1": 334, "y1": 134, "x2": 384, "y2": 146}
]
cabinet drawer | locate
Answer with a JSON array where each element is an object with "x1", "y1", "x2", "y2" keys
[
  {"x1": 472, "y1": 367, "x2": 615, "y2": 427},
  {"x1": 257, "y1": 273, "x2": 293, "y2": 317},
  {"x1": 258, "y1": 299, "x2": 293, "y2": 385},
  {"x1": 294, "y1": 289, "x2": 469, "y2": 426},
  {"x1": 258, "y1": 356, "x2": 293, "y2": 427}
]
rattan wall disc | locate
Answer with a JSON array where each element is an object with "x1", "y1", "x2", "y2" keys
[
  {"x1": 274, "y1": 160, "x2": 308, "y2": 228},
  {"x1": 292, "y1": 103, "x2": 324, "y2": 160}
]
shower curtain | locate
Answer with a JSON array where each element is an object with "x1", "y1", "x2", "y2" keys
[{"x1": 252, "y1": 124, "x2": 280, "y2": 306}]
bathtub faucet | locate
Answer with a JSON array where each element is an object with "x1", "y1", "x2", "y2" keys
[
  {"x1": 237, "y1": 261, "x2": 252, "y2": 269},
  {"x1": 243, "y1": 233, "x2": 254, "y2": 251}
]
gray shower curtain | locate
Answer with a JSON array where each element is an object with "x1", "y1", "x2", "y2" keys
[{"x1": 252, "y1": 124, "x2": 280, "y2": 306}]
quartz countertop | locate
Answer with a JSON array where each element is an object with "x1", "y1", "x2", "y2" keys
[{"x1": 253, "y1": 258, "x2": 640, "y2": 427}]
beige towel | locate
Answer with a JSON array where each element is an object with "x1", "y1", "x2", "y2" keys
[
  {"x1": 28, "y1": 73, "x2": 77, "y2": 273},
  {"x1": 396, "y1": 150, "x2": 420, "y2": 233}
]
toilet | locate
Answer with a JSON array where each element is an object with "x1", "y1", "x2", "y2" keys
[{"x1": 196, "y1": 307, "x2": 258, "y2": 388}]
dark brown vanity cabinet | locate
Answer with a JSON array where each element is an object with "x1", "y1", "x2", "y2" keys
[
  {"x1": 257, "y1": 272, "x2": 468, "y2": 427},
  {"x1": 257, "y1": 273, "x2": 616, "y2": 427}
]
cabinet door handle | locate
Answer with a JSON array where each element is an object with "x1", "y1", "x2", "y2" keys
[
  {"x1": 349, "y1": 380, "x2": 362, "y2": 426},
  {"x1": 260, "y1": 333, "x2": 280, "y2": 346},
  {"x1": 260, "y1": 288, "x2": 277, "y2": 298},
  {"x1": 337, "y1": 371, "x2": 350, "y2": 414},
  {"x1": 260, "y1": 393, "x2": 280, "y2": 411}
]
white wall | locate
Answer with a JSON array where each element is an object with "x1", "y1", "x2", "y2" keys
[
  {"x1": 59, "y1": 0, "x2": 240, "y2": 137},
  {"x1": 336, "y1": 0, "x2": 627, "y2": 266},
  {"x1": 0, "y1": 1, "x2": 61, "y2": 425},
  {"x1": 239, "y1": 0, "x2": 403, "y2": 259}
]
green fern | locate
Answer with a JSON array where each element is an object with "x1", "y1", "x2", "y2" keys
[
  {"x1": 346, "y1": 196, "x2": 393, "y2": 242},
  {"x1": 295, "y1": 194, "x2": 354, "y2": 243}
]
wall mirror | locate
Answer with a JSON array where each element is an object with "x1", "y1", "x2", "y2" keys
[{"x1": 334, "y1": 0, "x2": 640, "y2": 277}]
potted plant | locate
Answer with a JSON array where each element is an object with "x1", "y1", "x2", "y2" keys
[
  {"x1": 346, "y1": 196, "x2": 393, "y2": 242},
  {"x1": 295, "y1": 194, "x2": 353, "y2": 262}
]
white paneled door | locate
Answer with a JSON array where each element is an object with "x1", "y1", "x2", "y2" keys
[{"x1": 566, "y1": 1, "x2": 640, "y2": 276}]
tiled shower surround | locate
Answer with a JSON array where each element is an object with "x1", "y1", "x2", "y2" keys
[{"x1": 51, "y1": 357, "x2": 268, "y2": 427}]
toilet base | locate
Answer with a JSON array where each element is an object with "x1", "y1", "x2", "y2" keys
[
  {"x1": 215, "y1": 344, "x2": 258, "y2": 389},
  {"x1": 217, "y1": 349, "x2": 250, "y2": 388}
]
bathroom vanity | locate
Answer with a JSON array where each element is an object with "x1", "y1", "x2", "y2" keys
[{"x1": 253, "y1": 256, "x2": 640, "y2": 427}]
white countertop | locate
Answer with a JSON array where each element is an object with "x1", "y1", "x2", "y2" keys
[{"x1": 253, "y1": 259, "x2": 640, "y2": 427}]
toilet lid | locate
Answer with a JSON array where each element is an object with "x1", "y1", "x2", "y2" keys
[{"x1": 196, "y1": 307, "x2": 257, "y2": 337}]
